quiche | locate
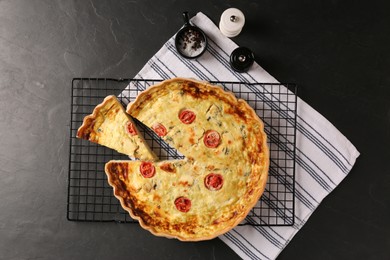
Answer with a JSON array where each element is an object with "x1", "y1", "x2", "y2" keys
[
  {"x1": 104, "y1": 78, "x2": 269, "y2": 241},
  {"x1": 76, "y1": 95, "x2": 157, "y2": 161}
]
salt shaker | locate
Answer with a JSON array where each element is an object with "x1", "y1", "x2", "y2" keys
[{"x1": 219, "y1": 8, "x2": 245, "y2": 37}]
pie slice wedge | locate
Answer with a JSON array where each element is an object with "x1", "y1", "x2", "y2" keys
[{"x1": 77, "y1": 95, "x2": 157, "y2": 161}]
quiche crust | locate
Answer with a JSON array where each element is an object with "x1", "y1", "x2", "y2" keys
[{"x1": 104, "y1": 78, "x2": 269, "y2": 241}]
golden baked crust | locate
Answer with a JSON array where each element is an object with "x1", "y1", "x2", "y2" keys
[
  {"x1": 76, "y1": 95, "x2": 157, "y2": 161},
  {"x1": 104, "y1": 78, "x2": 269, "y2": 241}
]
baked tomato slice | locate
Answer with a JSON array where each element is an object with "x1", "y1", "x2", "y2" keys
[
  {"x1": 203, "y1": 130, "x2": 221, "y2": 148},
  {"x1": 174, "y1": 197, "x2": 191, "y2": 212},
  {"x1": 179, "y1": 109, "x2": 196, "y2": 124},
  {"x1": 139, "y1": 162, "x2": 155, "y2": 178},
  {"x1": 152, "y1": 123, "x2": 167, "y2": 137},
  {"x1": 204, "y1": 173, "x2": 224, "y2": 191},
  {"x1": 126, "y1": 121, "x2": 137, "y2": 136}
]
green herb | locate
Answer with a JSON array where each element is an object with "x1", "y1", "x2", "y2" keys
[{"x1": 240, "y1": 124, "x2": 247, "y2": 139}]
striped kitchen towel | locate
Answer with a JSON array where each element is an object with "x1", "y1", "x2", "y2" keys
[{"x1": 120, "y1": 12, "x2": 360, "y2": 260}]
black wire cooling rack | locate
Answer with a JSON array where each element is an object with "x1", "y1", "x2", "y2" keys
[{"x1": 68, "y1": 78, "x2": 298, "y2": 226}]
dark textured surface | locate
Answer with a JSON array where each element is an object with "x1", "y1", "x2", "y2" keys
[{"x1": 0, "y1": 0, "x2": 389, "y2": 259}]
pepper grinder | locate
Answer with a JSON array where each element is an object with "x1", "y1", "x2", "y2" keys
[
  {"x1": 230, "y1": 47, "x2": 254, "y2": 72},
  {"x1": 219, "y1": 8, "x2": 245, "y2": 37}
]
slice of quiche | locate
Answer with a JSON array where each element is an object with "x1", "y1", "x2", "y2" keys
[{"x1": 77, "y1": 95, "x2": 157, "y2": 161}]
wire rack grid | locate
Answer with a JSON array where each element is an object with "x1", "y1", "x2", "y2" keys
[{"x1": 68, "y1": 78, "x2": 297, "y2": 226}]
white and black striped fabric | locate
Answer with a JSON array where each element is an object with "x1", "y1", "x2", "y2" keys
[{"x1": 120, "y1": 12, "x2": 360, "y2": 260}]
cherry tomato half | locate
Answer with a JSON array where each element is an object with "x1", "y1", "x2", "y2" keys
[
  {"x1": 203, "y1": 130, "x2": 221, "y2": 148},
  {"x1": 139, "y1": 162, "x2": 155, "y2": 178},
  {"x1": 179, "y1": 109, "x2": 196, "y2": 124},
  {"x1": 126, "y1": 121, "x2": 137, "y2": 136},
  {"x1": 151, "y1": 123, "x2": 167, "y2": 137},
  {"x1": 174, "y1": 196, "x2": 191, "y2": 213},
  {"x1": 204, "y1": 173, "x2": 224, "y2": 191}
]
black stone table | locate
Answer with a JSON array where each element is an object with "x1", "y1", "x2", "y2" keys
[{"x1": 1, "y1": 1, "x2": 389, "y2": 259}]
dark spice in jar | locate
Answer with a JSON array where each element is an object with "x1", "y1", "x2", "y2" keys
[{"x1": 180, "y1": 29, "x2": 204, "y2": 52}]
